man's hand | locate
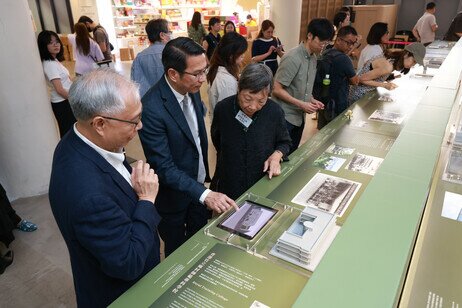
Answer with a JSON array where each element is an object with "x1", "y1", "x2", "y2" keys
[
  {"x1": 263, "y1": 151, "x2": 283, "y2": 179},
  {"x1": 300, "y1": 101, "x2": 319, "y2": 114},
  {"x1": 300, "y1": 97, "x2": 324, "y2": 113},
  {"x1": 131, "y1": 160, "x2": 159, "y2": 204},
  {"x1": 311, "y1": 97, "x2": 325, "y2": 110},
  {"x1": 383, "y1": 82, "x2": 398, "y2": 90},
  {"x1": 204, "y1": 191, "x2": 239, "y2": 213}
]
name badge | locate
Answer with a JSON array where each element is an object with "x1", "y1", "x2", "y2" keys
[{"x1": 235, "y1": 110, "x2": 253, "y2": 128}]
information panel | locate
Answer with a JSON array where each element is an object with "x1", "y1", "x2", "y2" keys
[{"x1": 150, "y1": 244, "x2": 307, "y2": 307}]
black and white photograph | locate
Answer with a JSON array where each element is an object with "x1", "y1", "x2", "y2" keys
[
  {"x1": 454, "y1": 127, "x2": 462, "y2": 146},
  {"x1": 291, "y1": 173, "x2": 361, "y2": 216},
  {"x1": 217, "y1": 200, "x2": 277, "y2": 240},
  {"x1": 443, "y1": 149, "x2": 462, "y2": 184},
  {"x1": 346, "y1": 153, "x2": 384, "y2": 176},
  {"x1": 325, "y1": 143, "x2": 355, "y2": 156},
  {"x1": 446, "y1": 149, "x2": 462, "y2": 175},
  {"x1": 368, "y1": 110, "x2": 405, "y2": 124}
]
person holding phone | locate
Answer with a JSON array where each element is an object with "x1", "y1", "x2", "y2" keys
[{"x1": 251, "y1": 20, "x2": 284, "y2": 76}]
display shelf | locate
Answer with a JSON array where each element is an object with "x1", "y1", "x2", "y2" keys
[
  {"x1": 111, "y1": 0, "x2": 220, "y2": 54},
  {"x1": 161, "y1": 5, "x2": 219, "y2": 9},
  {"x1": 114, "y1": 26, "x2": 136, "y2": 29},
  {"x1": 112, "y1": 1, "x2": 161, "y2": 40},
  {"x1": 113, "y1": 5, "x2": 133, "y2": 8}
]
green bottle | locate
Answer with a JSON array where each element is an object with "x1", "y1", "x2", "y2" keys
[{"x1": 321, "y1": 74, "x2": 330, "y2": 98}]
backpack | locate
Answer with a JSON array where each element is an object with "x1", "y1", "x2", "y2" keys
[
  {"x1": 94, "y1": 25, "x2": 114, "y2": 52},
  {"x1": 313, "y1": 48, "x2": 344, "y2": 121}
]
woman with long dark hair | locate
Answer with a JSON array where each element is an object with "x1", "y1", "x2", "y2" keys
[
  {"x1": 207, "y1": 32, "x2": 248, "y2": 116},
  {"x1": 37, "y1": 30, "x2": 76, "y2": 137},
  {"x1": 188, "y1": 11, "x2": 206, "y2": 45},
  {"x1": 251, "y1": 20, "x2": 284, "y2": 76},
  {"x1": 68, "y1": 22, "x2": 104, "y2": 76}
]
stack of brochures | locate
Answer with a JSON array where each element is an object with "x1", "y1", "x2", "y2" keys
[{"x1": 270, "y1": 207, "x2": 336, "y2": 270}]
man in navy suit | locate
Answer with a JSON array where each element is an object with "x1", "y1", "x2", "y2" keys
[
  {"x1": 140, "y1": 37, "x2": 238, "y2": 256},
  {"x1": 49, "y1": 69, "x2": 161, "y2": 307}
]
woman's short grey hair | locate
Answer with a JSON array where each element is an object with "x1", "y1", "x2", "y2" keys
[
  {"x1": 238, "y1": 63, "x2": 273, "y2": 94},
  {"x1": 68, "y1": 68, "x2": 140, "y2": 121}
]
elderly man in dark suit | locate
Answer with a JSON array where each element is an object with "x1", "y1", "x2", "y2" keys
[
  {"x1": 140, "y1": 37, "x2": 238, "y2": 257},
  {"x1": 49, "y1": 69, "x2": 161, "y2": 308}
]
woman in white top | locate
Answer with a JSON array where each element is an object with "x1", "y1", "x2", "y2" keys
[
  {"x1": 37, "y1": 30, "x2": 76, "y2": 137},
  {"x1": 357, "y1": 22, "x2": 389, "y2": 71},
  {"x1": 68, "y1": 22, "x2": 104, "y2": 76},
  {"x1": 206, "y1": 32, "x2": 248, "y2": 117}
]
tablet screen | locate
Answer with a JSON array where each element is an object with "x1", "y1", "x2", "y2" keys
[{"x1": 217, "y1": 200, "x2": 278, "y2": 240}]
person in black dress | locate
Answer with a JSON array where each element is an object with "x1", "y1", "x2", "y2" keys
[
  {"x1": 203, "y1": 17, "x2": 221, "y2": 62},
  {"x1": 211, "y1": 63, "x2": 291, "y2": 200},
  {"x1": 251, "y1": 20, "x2": 284, "y2": 76}
]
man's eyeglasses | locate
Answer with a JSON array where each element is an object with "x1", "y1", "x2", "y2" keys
[
  {"x1": 100, "y1": 115, "x2": 141, "y2": 127},
  {"x1": 339, "y1": 37, "x2": 359, "y2": 47},
  {"x1": 183, "y1": 67, "x2": 209, "y2": 80}
]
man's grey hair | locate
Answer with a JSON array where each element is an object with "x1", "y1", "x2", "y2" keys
[
  {"x1": 238, "y1": 63, "x2": 273, "y2": 94},
  {"x1": 68, "y1": 68, "x2": 140, "y2": 121}
]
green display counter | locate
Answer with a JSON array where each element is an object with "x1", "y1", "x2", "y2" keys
[
  {"x1": 399, "y1": 43, "x2": 462, "y2": 307},
  {"x1": 111, "y1": 41, "x2": 462, "y2": 308}
]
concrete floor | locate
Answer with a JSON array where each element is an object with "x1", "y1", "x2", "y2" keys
[{"x1": 0, "y1": 61, "x2": 319, "y2": 307}]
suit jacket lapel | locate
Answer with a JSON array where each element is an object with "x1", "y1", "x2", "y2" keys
[
  {"x1": 159, "y1": 78, "x2": 196, "y2": 146},
  {"x1": 68, "y1": 130, "x2": 138, "y2": 202}
]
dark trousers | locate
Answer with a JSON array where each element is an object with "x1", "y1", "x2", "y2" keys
[
  {"x1": 157, "y1": 203, "x2": 210, "y2": 257},
  {"x1": 51, "y1": 100, "x2": 76, "y2": 138},
  {"x1": 286, "y1": 120, "x2": 305, "y2": 155},
  {"x1": 0, "y1": 183, "x2": 21, "y2": 247}
]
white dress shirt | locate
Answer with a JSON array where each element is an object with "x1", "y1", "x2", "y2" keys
[
  {"x1": 73, "y1": 124, "x2": 132, "y2": 186},
  {"x1": 165, "y1": 76, "x2": 211, "y2": 204}
]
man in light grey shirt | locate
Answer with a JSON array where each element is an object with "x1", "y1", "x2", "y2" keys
[
  {"x1": 272, "y1": 18, "x2": 334, "y2": 154},
  {"x1": 413, "y1": 2, "x2": 438, "y2": 46},
  {"x1": 131, "y1": 18, "x2": 171, "y2": 97}
]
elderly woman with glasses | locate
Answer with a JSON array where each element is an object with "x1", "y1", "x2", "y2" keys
[{"x1": 210, "y1": 63, "x2": 291, "y2": 200}]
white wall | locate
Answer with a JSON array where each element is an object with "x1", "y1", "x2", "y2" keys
[
  {"x1": 0, "y1": 0, "x2": 59, "y2": 200},
  {"x1": 270, "y1": 0, "x2": 302, "y2": 51}
]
